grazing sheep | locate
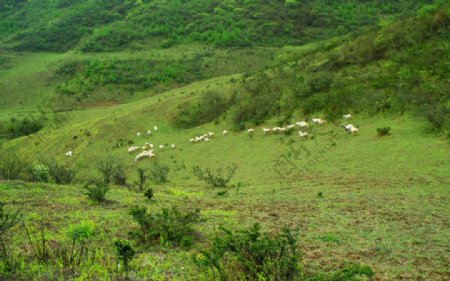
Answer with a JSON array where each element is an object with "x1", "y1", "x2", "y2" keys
[
  {"x1": 312, "y1": 118, "x2": 326, "y2": 125},
  {"x1": 147, "y1": 130, "x2": 152, "y2": 135},
  {"x1": 272, "y1": 127, "x2": 281, "y2": 134},
  {"x1": 128, "y1": 146, "x2": 139, "y2": 153},
  {"x1": 203, "y1": 133, "x2": 209, "y2": 138},
  {"x1": 342, "y1": 124, "x2": 354, "y2": 132},
  {"x1": 136, "y1": 132, "x2": 141, "y2": 137},
  {"x1": 208, "y1": 132, "x2": 215, "y2": 137},
  {"x1": 199, "y1": 135, "x2": 205, "y2": 141},
  {"x1": 223, "y1": 130, "x2": 228, "y2": 136},
  {"x1": 142, "y1": 142, "x2": 151, "y2": 151},
  {"x1": 159, "y1": 144, "x2": 165, "y2": 149},
  {"x1": 171, "y1": 144, "x2": 176, "y2": 148},
  {"x1": 65, "y1": 151, "x2": 72, "y2": 157},
  {"x1": 343, "y1": 114, "x2": 352, "y2": 119},
  {"x1": 154, "y1": 126, "x2": 158, "y2": 131},
  {"x1": 204, "y1": 137, "x2": 210, "y2": 142},
  {"x1": 190, "y1": 138, "x2": 195, "y2": 143},
  {"x1": 286, "y1": 124, "x2": 296, "y2": 130},
  {"x1": 279, "y1": 127, "x2": 287, "y2": 133},
  {"x1": 247, "y1": 128, "x2": 254, "y2": 136},
  {"x1": 298, "y1": 131, "x2": 308, "y2": 139},
  {"x1": 263, "y1": 127, "x2": 272, "y2": 134},
  {"x1": 295, "y1": 121, "x2": 309, "y2": 129},
  {"x1": 195, "y1": 136, "x2": 202, "y2": 142},
  {"x1": 135, "y1": 150, "x2": 155, "y2": 162},
  {"x1": 150, "y1": 143, "x2": 154, "y2": 149},
  {"x1": 349, "y1": 127, "x2": 359, "y2": 134}
]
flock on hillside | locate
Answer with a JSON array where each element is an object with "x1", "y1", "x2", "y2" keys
[
  {"x1": 62, "y1": 116, "x2": 358, "y2": 160},
  {"x1": 118, "y1": 114, "x2": 359, "y2": 162}
]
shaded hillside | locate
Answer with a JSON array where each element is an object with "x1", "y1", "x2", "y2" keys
[
  {"x1": 173, "y1": 4, "x2": 449, "y2": 134},
  {"x1": 0, "y1": 0, "x2": 435, "y2": 52}
]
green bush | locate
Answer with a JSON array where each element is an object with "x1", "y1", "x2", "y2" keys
[
  {"x1": 46, "y1": 161, "x2": 76, "y2": 185},
  {"x1": 97, "y1": 156, "x2": 126, "y2": 185},
  {"x1": 113, "y1": 238, "x2": 135, "y2": 273},
  {"x1": 0, "y1": 147, "x2": 29, "y2": 180},
  {"x1": 129, "y1": 206, "x2": 201, "y2": 247},
  {"x1": 174, "y1": 91, "x2": 232, "y2": 128},
  {"x1": 148, "y1": 162, "x2": 169, "y2": 185},
  {"x1": 30, "y1": 162, "x2": 50, "y2": 183},
  {"x1": 143, "y1": 188, "x2": 154, "y2": 201},
  {"x1": 195, "y1": 223, "x2": 300, "y2": 280},
  {"x1": 376, "y1": 127, "x2": 391, "y2": 136},
  {"x1": 3, "y1": 116, "x2": 44, "y2": 138},
  {"x1": 0, "y1": 202, "x2": 22, "y2": 273},
  {"x1": 82, "y1": 180, "x2": 110, "y2": 204},
  {"x1": 192, "y1": 164, "x2": 238, "y2": 188}
]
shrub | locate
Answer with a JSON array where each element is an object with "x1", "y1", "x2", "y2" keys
[
  {"x1": 148, "y1": 162, "x2": 169, "y2": 184},
  {"x1": 113, "y1": 238, "x2": 135, "y2": 272},
  {"x1": 143, "y1": 188, "x2": 154, "y2": 201},
  {"x1": 66, "y1": 221, "x2": 96, "y2": 265},
  {"x1": 47, "y1": 162, "x2": 76, "y2": 185},
  {"x1": 129, "y1": 206, "x2": 201, "y2": 247},
  {"x1": 0, "y1": 147, "x2": 28, "y2": 180},
  {"x1": 82, "y1": 180, "x2": 110, "y2": 203},
  {"x1": 31, "y1": 162, "x2": 50, "y2": 183},
  {"x1": 376, "y1": 126, "x2": 391, "y2": 136},
  {"x1": 5, "y1": 116, "x2": 44, "y2": 138},
  {"x1": 97, "y1": 156, "x2": 126, "y2": 185},
  {"x1": 0, "y1": 202, "x2": 22, "y2": 273},
  {"x1": 192, "y1": 164, "x2": 238, "y2": 188},
  {"x1": 195, "y1": 223, "x2": 300, "y2": 280},
  {"x1": 132, "y1": 168, "x2": 147, "y2": 191}
]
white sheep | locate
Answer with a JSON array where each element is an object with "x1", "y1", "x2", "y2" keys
[
  {"x1": 223, "y1": 130, "x2": 228, "y2": 136},
  {"x1": 147, "y1": 130, "x2": 152, "y2": 135},
  {"x1": 128, "y1": 146, "x2": 139, "y2": 153},
  {"x1": 154, "y1": 125, "x2": 158, "y2": 131},
  {"x1": 135, "y1": 150, "x2": 156, "y2": 162},
  {"x1": 190, "y1": 138, "x2": 195, "y2": 143},
  {"x1": 286, "y1": 124, "x2": 296, "y2": 130},
  {"x1": 203, "y1": 133, "x2": 209, "y2": 138},
  {"x1": 349, "y1": 127, "x2": 359, "y2": 134},
  {"x1": 295, "y1": 121, "x2": 309, "y2": 129},
  {"x1": 159, "y1": 144, "x2": 165, "y2": 149},
  {"x1": 65, "y1": 151, "x2": 72, "y2": 157},
  {"x1": 263, "y1": 127, "x2": 272, "y2": 134},
  {"x1": 312, "y1": 118, "x2": 326, "y2": 125},
  {"x1": 342, "y1": 124, "x2": 354, "y2": 132},
  {"x1": 247, "y1": 128, "x2": 254, "y2": 136},
  {"x1": 150, "y1": 143, "x2": 154, "y2": 149},
  {"x1": 343, "y1": 114, "x2": 352, "y2": 119},
  {"x1": 272, "y1": 127, "x2": 280, "y2": 134},
  {"x1": 208, "y1": 132, "x2": 215, "y2": 137},
  {"x1": 204, "y1": 137, "x2": 210, "y2": 142},
  {"x1": 136, "y1": 132, "x2": 141, "y2": 137},
  {"x1": 171, "y1": 144, "x2": 176, "y2": 148},
  {"x1": 279, "y1": 127, "x2": 287, "y2": 133},
  {"x1": 142, "y1": 142, "x2": 151, "y2": 151},
  {"x1": 298, "y1": 131, "x2": 308, "y2": 139}
]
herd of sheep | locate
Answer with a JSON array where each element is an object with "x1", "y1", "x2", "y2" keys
[{"x1": 122, "y1": 114, "x2": 358, "y2": 162}]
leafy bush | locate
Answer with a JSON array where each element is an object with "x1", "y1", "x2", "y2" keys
[
  {"x1": 174, "y1": 91, "x2": 232, "y2": 128},
  {"x1": 66, "y1": 221, "x2": 96, "y2": 265},
  {"x1": 0, "y1": 202, "x2": 22, "y2": 273},
  {"x1": 132, "y1": 168, "x2": 147, "y2": 192},
  {"x1": 148, "y1": 162, "x2": 169, "y2": 184},
  {"x1": 113, "y1": 238, "x2": 135, "y2": 273},
  {"x1": 82, "y1": 180, "x2": 110, "y2": 204},
  {"x1": 46, "y1": 162, "x2": 76, "y2": 185},
  {"x1": 30, "y1": 162, "x2": 50, "y2": 183},
  {"x1": 129, "y1": 206, "x2": 201, "y2": 247},
  {"x1": 195, "y1": 223, "x2": 300, "y2": 281},
  {"x1": 192, "y1": 164, "x2": 238, "y2": 188},
  {"x1": 143, "y1": 188, "x2": 154, "y2": 201},
  {"x1": 377, "y1": 127, "x2": 391, "y2": 136},
  {"x1": 97, "y1": 156, "x2": 126, "y2": 185},
  {"x1": 0, "y1": 147, "x2": 28, "y2": 180},
  {"x1": 3, "y1": 116, "x2": 44, "y2": 138}
]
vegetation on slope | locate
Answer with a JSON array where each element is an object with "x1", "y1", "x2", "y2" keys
[
  {"x1": 0, "y1": 0, "x2": 436, "y2": 52},
  {"x1": 174, "y1": 4, "x2": 449, "y2": 134}
]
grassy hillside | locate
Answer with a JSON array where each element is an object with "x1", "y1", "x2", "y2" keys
[
  {"x1": 0, "y1": 1, "x2": 449, "y2": 280},
  {"x1": 1, "y1": 0, "x2": 434, "y2": 52}
]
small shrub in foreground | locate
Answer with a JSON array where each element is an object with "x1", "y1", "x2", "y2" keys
[
  {"x1": 130, "y1": 206, "x2": 201, "y2": 247},
  {"x1": 82, "y1": 180, "x2": 110, "y2": 203},
  {"x1": 148, "y1": 162, "x2": 169, "y2": 184},
  {"x1": 47, "y1": 161, "x2": 76, "y2": 184},
  {"x1": 192, "y1": 164, "x2": 238, "y2": 188},
  {"x1": 376, "y1": 126, "x2": 391, "y2": 136},
  {"x1": 143, "y1": 188, "x2": 154, "y2": 200}
]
